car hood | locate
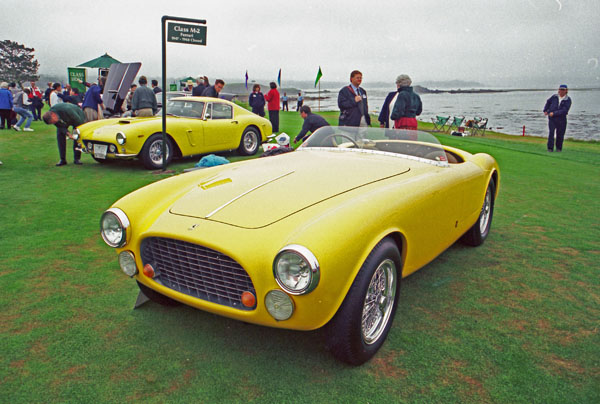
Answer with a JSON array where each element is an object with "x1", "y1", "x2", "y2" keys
[{"x1": 169, "y1": 150, "x2": 411, "y2": 228}]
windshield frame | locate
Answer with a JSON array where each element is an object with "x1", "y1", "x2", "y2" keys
[{"x1": 300, "y1": 127, "x2": 449, "y2": 167}]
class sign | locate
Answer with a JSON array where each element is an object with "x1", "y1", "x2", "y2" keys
[{"x1": 167, "y1": 22, "x2": 207, "y2": 46}]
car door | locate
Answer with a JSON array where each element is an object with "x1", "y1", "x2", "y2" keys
[{"x1": 202, "y1": 102, "x2": 240, "y2": 149}]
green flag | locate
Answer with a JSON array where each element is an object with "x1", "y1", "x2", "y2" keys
[{"x1": 314, "y1": 66, "x2": 323, "y2": 87}]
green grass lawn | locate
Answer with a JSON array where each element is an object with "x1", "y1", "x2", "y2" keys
[{"x1": 1, "y1": 108, "x2": 599, "y2": 404}]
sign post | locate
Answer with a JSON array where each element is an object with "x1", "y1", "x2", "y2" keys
[{"x1": 161, "y1": 16, "x2": 207, "y2": 171}]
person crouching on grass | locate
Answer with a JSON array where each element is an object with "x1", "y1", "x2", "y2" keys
[{"x1": 43, "y1": 103, "x2": 85, "y2": 166}]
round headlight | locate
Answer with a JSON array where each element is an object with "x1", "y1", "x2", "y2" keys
[
  {"x1": 273, "y1": 245, "x2": 319, "y2": 295},
  {"x1": 265, "y1": 290, "x2": 294, "y2": 321},
  {"x1": 72, "y1": 128, "x2": 80, "y2": 140},
  {"x1": 118, "y1": 251, "x2": 138, "y2": 277},
  {"x1": 100, "y1": 208, "x2": 130, "y2": 248},
  {"x1": 116, "y1": 132, "x2": 126, "y2": 145}
]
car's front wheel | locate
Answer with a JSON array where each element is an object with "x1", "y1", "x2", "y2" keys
[
  {"x1": 141, "y1": 133, "x2": 173, "y2": 170},
  {"x1": 461, "y1": 179, "x2": 496, "y2": 246},
  {"x1": 327, "y1": 237, "x2": 401, "y2": 365},
  {"x1": 238, "y1": 127, "x2": 260, "y2": 155}
]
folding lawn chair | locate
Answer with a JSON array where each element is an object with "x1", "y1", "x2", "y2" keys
[
  {"x1": 431, "y1": 115, "x2": 450, "y2": 132},
  {"x1": 446, "y1": 116, "x2": 465, "y2": 133},
  {"x1": 471, "y1": 117, "x2": 488, "y2": 136}
]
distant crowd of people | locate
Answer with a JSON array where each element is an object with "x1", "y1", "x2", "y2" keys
[{"x1": 0, "y1": 69, "x2": 573, "y2": 168}]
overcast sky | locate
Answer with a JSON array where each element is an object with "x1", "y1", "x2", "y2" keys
[{"x1": 4, "y1": 0, "x2": 599, "y2": 88}]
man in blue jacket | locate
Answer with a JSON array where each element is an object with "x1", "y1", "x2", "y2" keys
[
  {"x1": 337, "y1": 70, "x2": 370, "y2": 127},
  {"x1": 543, "y1": 84, "x2": 572, "y2": 152}
]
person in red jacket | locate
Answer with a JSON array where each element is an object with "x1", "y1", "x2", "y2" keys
[{"x1": 264, "y1": 82, "x2": 280, "y2": 132}]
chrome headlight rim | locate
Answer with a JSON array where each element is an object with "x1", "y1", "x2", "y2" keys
[
  {"x1": 116, "y1": 132, "x2": 126, "y2": 145},
  {"x1": 100, "y1": 208, "x2": 130, "y2": 248},
  {"x1": 273, "y1": 244, "x2": 320, "y2": 295},
  {"x1": 72, "y1": 128, "x2": 80, "y2": 140}
]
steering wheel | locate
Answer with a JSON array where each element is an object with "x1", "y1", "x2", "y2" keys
[{"x1": 321, "y1": 133, "x2": 359, "y2": 148}]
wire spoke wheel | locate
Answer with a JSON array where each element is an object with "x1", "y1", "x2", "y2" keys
[
  {"x1": 479, "y1": 186, "x2": 492, "y2": 234},
  {"x1": 361, "y1": 258, "x2": 397, "y2": 345}
]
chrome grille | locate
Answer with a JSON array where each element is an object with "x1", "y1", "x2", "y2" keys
[{"x1": 141, "y1": 237, "x2": 256, "y2": 310}]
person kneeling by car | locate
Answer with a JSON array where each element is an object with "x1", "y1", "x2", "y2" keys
[
  {"x1": 43, "y1": 103, "x2": 85, "y2": 166},
  {"x1": 294, "y1": 105, "x2": 330, "y2": 144}
]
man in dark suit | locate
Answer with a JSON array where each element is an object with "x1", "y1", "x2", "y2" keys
[
  {"x1": 543, "y1": 84, "x2": 572, "y2": 152},
  {"x1": 337, "y1": 70, "x2": 370, "y2": 127}
]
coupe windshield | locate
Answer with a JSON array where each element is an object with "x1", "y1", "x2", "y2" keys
[
  {"x1": 165, "y1": 99, "x2": 205, "y2": 118},
  {"x1": 301, "y1": 127, "x2": 449, "y2": 166}
]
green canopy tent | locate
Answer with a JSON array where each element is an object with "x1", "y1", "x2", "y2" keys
[
  {"x1": 179, "y1": 76, "x2": 196, "y2": 89},
  {"x1": 77, "y1": 53, "x2": 122, "y2": 84},
  {"x1": 78, "y1": 53, "x2": 121, "y2": 68}
]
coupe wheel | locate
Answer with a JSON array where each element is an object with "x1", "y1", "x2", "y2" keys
[
  {"x1": 327, "y1": 237, "x2": 401, "y2": 365},
  {"x1": 141, "y1": 133, "x2": 172, "y2": 170},
  {"x1": 461, "y1": 179, "x2": 496, "y2": 246},
  {"x1": 137, "y1": 281, "x2": 181, "y2": 307},
  {"x1": 238, "y1": 127, "x2": 260, "y2": 155}
]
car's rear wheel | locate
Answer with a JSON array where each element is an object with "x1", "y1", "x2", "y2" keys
[
  {"x1": 238, "y1": 127, "x2": 260, "y2": 155},
  {"x1": 141, "y1": 133, "x2": 173, "y2": 170},
  {"x1": 461, "y1": 179, "x2": 496, "y2": 246},
  {"x1": 137, "y1": 281, "x2": 181, "y2": 307},
  {"x1": 327, "y1": 237, "x2": 401, "y2": 365}
]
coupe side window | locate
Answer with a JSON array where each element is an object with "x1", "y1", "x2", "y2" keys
[{"x1": 211, "y1": 103, "x2": 233, "y2": 120}]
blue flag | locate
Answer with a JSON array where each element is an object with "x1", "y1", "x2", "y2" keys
[
  {"x1": 277, "y1": 68, "x2": 281, "y2": 87},
  {"x1": 245, "y1": 70, "x2": 248, "y2": 90}
]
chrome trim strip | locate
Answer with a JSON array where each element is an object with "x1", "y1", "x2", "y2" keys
[
  {"x1": 298, "y1": 147, "x2": 449, "y2": 167},
  {"x1": 114, "y1": 153, "x2": 137, "y2": 157},
  {"x1": 205, "y1": 171, "x2": 294, "y2": 218}
]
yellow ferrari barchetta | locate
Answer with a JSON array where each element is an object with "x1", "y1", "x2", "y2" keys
[
  {"x1": 74, "y1": 97, "x2": 272, "y2": 169},
  {"x1": 100, "y1": 127, "x2": 499, "y2": 365}
]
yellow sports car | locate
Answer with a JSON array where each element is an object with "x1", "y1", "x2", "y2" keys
[
  {"x1": 100, "y1": 127, "x2": 499, "y2": 365},
  {"x1": 74, "y1": 97, "x2": 272, "y2": 169}
]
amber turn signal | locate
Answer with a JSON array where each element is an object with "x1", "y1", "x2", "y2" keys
[
  {"x1": 143, "y1": 263, "x2": 155, "y2": 278},
  {"x1": 241, "y1": 291, "x2": 256, "y2": 308}
]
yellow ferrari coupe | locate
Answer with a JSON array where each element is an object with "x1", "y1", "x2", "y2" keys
[
  {"x1": 74, "y1": 97, "x2": 272, "y2": 169},
  {"x1": 100, "y1": 127, "x2": 499, "y2": 365}
]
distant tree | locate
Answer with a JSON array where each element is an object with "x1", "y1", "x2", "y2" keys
[{"x1": 0, "y1": 40, "x2": 40, "y2": 86}]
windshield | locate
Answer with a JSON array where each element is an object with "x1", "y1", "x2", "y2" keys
[
  {"x1": 165, "y1": 99, "x2": 205, "y2": 118},
  {"x1": 301, "y1": 126, "x2": 449, "y2": 166}
]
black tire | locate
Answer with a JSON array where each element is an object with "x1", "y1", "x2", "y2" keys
[
  {"x1": 238, "y1": 127, "x2": 260, "y2": 156},
  {"x1": 461, "y1": 179, "x2": 496, "y2": 246},
  {"x1": 327, "y1": 237, "x2": 402, "y2": 365},
  {"x1": 140, "y1": 133, "x2": 173, "y2": 170},
  {"x1": 136, "y1": 281, "x2": 181, "y2": 307}
]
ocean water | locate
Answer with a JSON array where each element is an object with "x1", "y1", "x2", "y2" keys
[{"x1": 300, "y1": 88, "x2": 600, "y2": 141}]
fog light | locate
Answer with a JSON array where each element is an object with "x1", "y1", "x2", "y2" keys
[
  {"x1": 143, "y1": 263, "x2": 155, "y2": 278},
  {"x1": 109, "y1": 144, "x2": 116, "y2": 153},
  {"x1": 118, "y1": 251, "x2": 137, "y2": 277},
  {"x1": 241, "y1": 291, "x2": 256, "y2": 308},
  {"x1": 265, "y1": 290, "x2": 294, "y2": 321}
]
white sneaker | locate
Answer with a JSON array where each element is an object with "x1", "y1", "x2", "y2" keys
[
  {"x1": 0, "y1": 160, "x2": 3, "y2": 165},
  {"x1": 23, "y1": 128, "x2": 34, "y2": 132},
  {"x1": 13, "y1": 126, "x2": 20, "y2": 131}
]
